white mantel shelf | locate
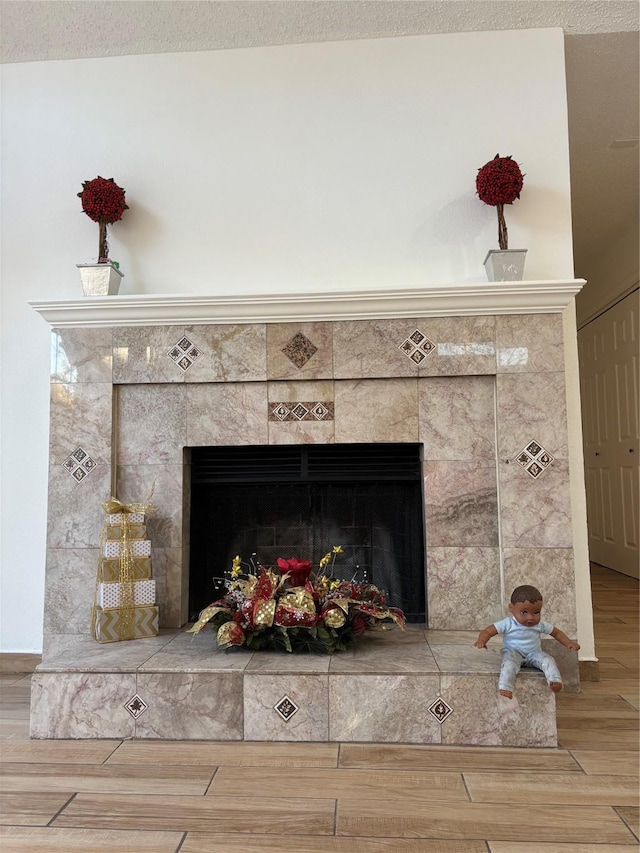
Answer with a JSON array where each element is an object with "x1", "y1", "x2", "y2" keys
[{"x1": 29, "y1": 280, "x2": 586, "y2": 327}]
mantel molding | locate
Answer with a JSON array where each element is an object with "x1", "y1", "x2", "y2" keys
[{"x1": 29, "y1": 279, "x2": 586, "y2": 327}]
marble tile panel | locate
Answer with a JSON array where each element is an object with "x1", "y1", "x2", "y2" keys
[
  {"x1": 329, "y1": 675, "x2": 442, "y2": 743},
  {"x1": 418, "y1": 315, "x2": 496, "y2": 377},
  {"x1": 43, "y1": 549, "x2": 100, "y2": 636},
  {"x1": 37, "y1": 634, "x2": 176, "y2": 672},
  {"x1": 267, "y1": 380, "x2": 335, "y2": 402},
  {"x1": 47, "y1": 464, "x2": 112, "y2": 549},
  {"x1": 426, "y1": 547, "x2": 502, "y2": 630},
  {"x1": 30, "y1": 673, "x2": 137, "y2": 739},
  {"x1": 112, "y1": 326, "x2": 187, "y2": 384},
  {"x1": 269, "y1": 421, "x2": 335, "y2": 444},
  {"x1": 42, "y1": 633, "x2": 98, "y2": 660},
  {"x1": 246, "y1": 653, "x2": 331, "y2": 673},
  {"x1": 334, "y1": 378, "x2": 419, "y2": 443},
  {"x1": 496, "y1": 313, "x2": 564, "y2": 373},
  {"x1": 424, "y1": 462, "x2": 498, "y2": 546},
  {"x1": 496, "y1": 372, "x2": 568, "y2": 460},
  {"x1": 424, "y1": 630, "x2": 479, "y2": 645},
  {"x1": 49, "y1": 383, "x2": 113, "y2": 465},
  {"x1": 51, "y1": 327, "x2": 113, "y2": 383},
  {"x1": 117, "y1": 385, "x2": 187, "y2": 465},
  {"x1": 499, "y1": 459, "x2": 573, "y2": 548},
  {"x1": 116, "y1": 464, "x2": 184, "y2": 548},
  {"x1": 184, "y1": 323, "x2": 267, "y2": 383},
  {"x1": 333, "y1": 318, "x2": 422, "y2": 379},
  {"x1": 419, "y1": 376, "x2": 496, "y2": 461},
  {"x1": 134, "y1": 672, "x2": 243, "y2": 739},
  {"x1": 502, "y1": 548, "x2": 578, "y2": 636},
  {"x1": 244, "y1": 674, "x2": 329, "y2": 741},
  {"x1": 329, "y1": 631, "x2": 438, "y2": 674},
  {"x1": 139, "y1": 630, "x2": 251, "y2": 672},
  {"x1": 267, "y1": 322, "x2": 333, "y2": 380},
  {"x1": 186, "y1": 382, "x2": 268, "y2": 446},
  {"x1": 431, "y1": 644, "x2": 503, "y2": 674},
  {"x1": 440, "y1": 673, "x2": 557, "y2": 747},
  {"x1": 150, "y1": 548, "x2": 184, "y2": 629}
]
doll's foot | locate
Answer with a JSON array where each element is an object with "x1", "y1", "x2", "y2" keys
[
  {"x1": 550, "y1": 681, "x2": 563, "y2": 693},
  {"x1": 499, "y1": 689, "x2": 513, "y2": 699}
]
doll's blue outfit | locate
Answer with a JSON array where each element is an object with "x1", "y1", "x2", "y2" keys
[{"x1": 493, "y1": 616, "x2": 562, "y2": 693}]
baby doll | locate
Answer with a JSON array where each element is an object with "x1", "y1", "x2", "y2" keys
[{"x1": 474, "y1": 584, "x2": 580, "y2": 699}]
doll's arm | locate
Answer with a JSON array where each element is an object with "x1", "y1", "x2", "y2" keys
[
  {"x1": 474, "y1": 624, "x2": 498, "y2": 649},
  {"x1": 551, "y1": 626, "x2": 580, "y2": 651}
]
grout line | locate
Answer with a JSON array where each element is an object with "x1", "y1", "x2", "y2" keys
[
  {"x1": 174, "y1": 831, "x2": 189, "y2": 852},
  {"x1": 203, "y1": 765, "x2": 219, "y2": 795},
  {"x1": 46, "y1": 791, "x2": 77, "y2": 826},
  {"x1": 460, "y1": 771, "x2": 474, "y2": 802}
]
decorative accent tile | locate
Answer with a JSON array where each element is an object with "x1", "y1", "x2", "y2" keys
[
  {"x1": 167, "y1": 335, "x2": 202, "y2": 372},
  {"x1": 281, "y1": 332, "x2": 318, "y2": 369},
  {"x1": 62, "y1": 446, "x2": 97, "y2": 481},
  {"x1": 428, "y1": 696, "x2": 453, "y2": 724},
  {"x1": 124, "y1": 693, "x2": 149, "y2": 719},
  {"x1": 515, "y1": 440, "x2": 555, "y2": 478},
  {"x1": 274, "y1": 694, "x2": 299, "y2": 722},
  {"x1": 399, "y1": 329, "x2": 436, "y2": 364},
  {"x1": 269, "y1": 401, "x2": 334, "y2": 422}
]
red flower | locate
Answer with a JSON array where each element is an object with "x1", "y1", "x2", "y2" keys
[
  {"x1": 476, "y1": 155, "x2": 523, "y2": 207},
  {"x1": 78, "y1": 176, "x2": 128, "y2": 224},
  {"x1": 475, "y1": 154, "x2": 524, "y2": 250},
  {"x1": 78, "y1": 176, "x2": 129, "y2": 262},
  {"x1": 276, "y1": 557, "x2": 313, "y2": 586}
]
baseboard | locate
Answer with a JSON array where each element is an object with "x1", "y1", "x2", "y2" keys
[
  {"x1": 0, "y1": 653, "x2": 42, "y2": 674},
  {"x1": 579, "y1": 659, "x2": 600, "y2": 682}
]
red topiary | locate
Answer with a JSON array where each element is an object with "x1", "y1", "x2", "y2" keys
[
  {"x1": 78, "y1": 177, "x2": 128, "y2": 263},
  {"x1": 476, "y1": 154, "x2": 524, "y2": 250}
]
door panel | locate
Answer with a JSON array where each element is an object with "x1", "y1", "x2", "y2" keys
[{"x1": 579, "y1": 289, "x2": 639, "y2": 578}]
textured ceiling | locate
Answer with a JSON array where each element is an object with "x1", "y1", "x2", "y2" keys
[
  {"x1": 1, "y1": 0, "x2": 638, "y2": 275},
  {"x1": 1, "y1": 1, "x2": 638, "y2": 63}
]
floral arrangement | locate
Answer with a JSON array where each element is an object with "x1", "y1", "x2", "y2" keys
[
  {"x1": 78, "y1": 176, "x2": 129, "y2": 263},
  {"x1": 187, "y1": 547, "x2": 406, "y2": 654},
  {"x1": 476, "y1": 154, "x2": 524, "y2": 250}
]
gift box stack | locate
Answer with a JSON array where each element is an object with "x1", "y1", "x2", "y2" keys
[{"x1": 91, "y1": 499, "x2": 159, "y2": 643}]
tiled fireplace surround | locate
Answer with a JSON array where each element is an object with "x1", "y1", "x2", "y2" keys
[{"x1": 30, "y1": 281, "x2": 584, "y2": 745}]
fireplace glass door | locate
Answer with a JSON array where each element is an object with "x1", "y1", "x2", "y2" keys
[{"x1": 189, "y1": 443, "x2": 426, "y2": 622}]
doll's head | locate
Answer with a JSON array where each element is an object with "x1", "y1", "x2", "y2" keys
[{"x1": 508, "y1": 585, "x2": 543, "y2": 627}]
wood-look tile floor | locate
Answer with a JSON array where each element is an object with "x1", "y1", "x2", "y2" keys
[{"x1": 0, "y1": 565, "x2": 637, "y2": 852}]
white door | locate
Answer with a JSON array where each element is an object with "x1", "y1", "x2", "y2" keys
[{"x1": 579, "y1": 289, "x2": 639, "y2": 578}]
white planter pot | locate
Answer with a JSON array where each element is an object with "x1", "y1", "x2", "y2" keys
[
  {"x1": 77, "y1": 263, "x2": 124, "y2": 296},
  {"x1": 483, "y1": 249, "x2": 527, "y2": 282}
]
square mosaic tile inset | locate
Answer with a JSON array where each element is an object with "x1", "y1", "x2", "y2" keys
[
  {"x1": 270, "y1": 401, "x2": 334, "y2": 422},
  {"x1": 167, "y1": 336, "x2": 203, "y2": 372},
  {"x1": 62, "y1": 446, "x2": 97, "y2": 481},
  {"x1": 281, "y1": 332, "x2": 318, "y2": 369},
  {"x1": 274, "y1": 694, "x2": 299, "y2": 722},
  {"x1": 515, "y1": 440, "x2": 555, "y2": 479},
  {"x1": 399, "y1": 329, "x2": 436, "y2": 364}
]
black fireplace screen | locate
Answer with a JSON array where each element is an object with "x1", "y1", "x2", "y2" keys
[{"x1": 189, "y1": 443, "x2": 426, "y2": 623}]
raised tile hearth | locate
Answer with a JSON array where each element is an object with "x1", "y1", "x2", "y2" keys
[
  {"x1": 30, "y1": 628, "x2": 576, "y2": 745},
  {"x1": 30, "y1": 281, "x2": 586, "y2": 745}
]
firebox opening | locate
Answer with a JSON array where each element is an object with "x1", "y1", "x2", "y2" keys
[{"x1": 189, "y1": 443, "x2": 426, "y2": 623}]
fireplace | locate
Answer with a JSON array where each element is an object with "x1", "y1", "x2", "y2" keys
[
  {"x1": 189, "y1": 443, "x2": 426, "y2": 622},
  {"x1": 29, "y1": 281, "x2": 585, "y2": 743}
]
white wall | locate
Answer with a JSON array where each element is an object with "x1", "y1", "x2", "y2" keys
[{"x1": 0, "y1": 28, "x2": 575, "y2": 652}]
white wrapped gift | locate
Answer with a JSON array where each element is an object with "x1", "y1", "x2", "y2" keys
[
  {"x1": 107, "y1": 523, "x2": 147, "y2": 540},
  {"x1": 103, "y1": 539, "x2": 151, "y2": 558},
  {"x1": 97, "y1": 579, "x2": 156, "y2": 609},
  {"x1": 107, "y1": 511, "x2": 145, "y2": 525}
]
